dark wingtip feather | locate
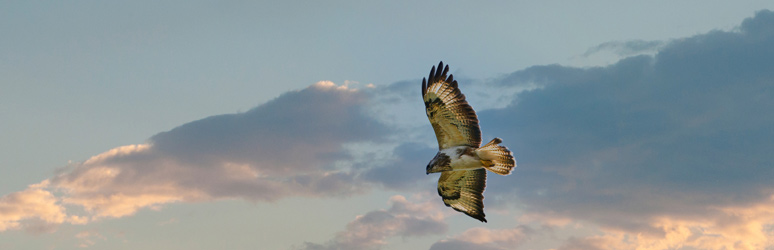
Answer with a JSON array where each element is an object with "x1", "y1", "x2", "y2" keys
[
  {"x1": 427, "y1": 61, "x2": 457, "y2": 85},
  {"x1": 435, "y1": 62, "x2": 444, "y2": 79},
  {"x1": 429, "y1": 65, "x2": 436, "y2": 83},
  {"x1": 422, "y1": 78, "x2": 427, "y2": 97},
  {"x1": 469, "y1": 213, "x2": 487, "y2": 223}
]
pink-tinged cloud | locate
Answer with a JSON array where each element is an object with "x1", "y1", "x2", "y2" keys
[
  {"x1": 0, "y1": 81, "x2": 388, "y2": 230},
  {"x1": 556, "y1": 236, "x2": 623, "y2": 250},
  {"x1": 429, "y1": 226, "x2": 533, "y2": 250},
  {"x1": 0, "y1": 181, "x2": 86, "y2": 233},
  {"x1": 75, "y1": 230, "x2": 106, "y2": 248},
  {"x1": 296, "y1": 195, "x2": 448, "y2": 250},
  {"x1": 548, "y1": 197, "x2": 774, "y2": 250}
]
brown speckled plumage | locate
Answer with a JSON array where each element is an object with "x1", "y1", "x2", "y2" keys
[
  {"x1": 422, "y1": 62, "x2": 481, "y2": 149},
  {"x1": 437, "y1": 169, "x2": 487, "y2": 222},
  {"x1": 423, "y1": 61, "x2": 511, "y2": 223}
]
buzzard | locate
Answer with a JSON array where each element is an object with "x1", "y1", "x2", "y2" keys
[{"x1": 422, "y1": 61, "x2": 516, "y2": 222}]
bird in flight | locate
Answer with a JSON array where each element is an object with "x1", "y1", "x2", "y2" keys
[{"x1": 422, "y1": 61, "x2": 516, "y2": 222}]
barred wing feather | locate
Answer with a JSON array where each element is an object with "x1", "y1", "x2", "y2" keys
[
  {"x1": 437, "y1": 169, "x2": 487, "y2": 222},
  {"x1": 422, "y1": 62, "x2": 481, "y2": 149}
]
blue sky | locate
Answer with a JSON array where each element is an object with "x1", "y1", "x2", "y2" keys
[{"x1": 2, "y1": 2, "x2": 774, "y2": 249}]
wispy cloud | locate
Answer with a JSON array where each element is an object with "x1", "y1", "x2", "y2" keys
[
  {"x1": 582, "y1": 40, "x2": 665, "y2": 58},
  {"x1": 295, "y1": 195, "x2": 448, "y2": 250},
  {"x1": 0, "y1": 181, "x2": 86, "y2": 233},
  {"x1": 429, "y1": 226, "x2": 533, "y2": 250},
  {"x1": 75, "y1": 230, "x2": 106, "y2": 248}
]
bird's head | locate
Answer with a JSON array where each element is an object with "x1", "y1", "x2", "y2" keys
[{"x1": 426, "y1": 152, "x2": 452, "y2": 174}]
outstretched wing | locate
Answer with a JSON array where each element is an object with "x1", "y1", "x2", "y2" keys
[
  {"x1": 437, "y1": 169, "x2": 487, "y2": 222},
  {"x1": 422, "y1": 61, "x2": 481, "y2": 149}
]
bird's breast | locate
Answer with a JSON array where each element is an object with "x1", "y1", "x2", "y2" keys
[{"x1": 441, "y1": 146, "x2": 483, "y2": 170}]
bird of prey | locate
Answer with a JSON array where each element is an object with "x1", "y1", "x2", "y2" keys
[{"x1": 422, "y1": 61, "x2": 516, "y2": 222}]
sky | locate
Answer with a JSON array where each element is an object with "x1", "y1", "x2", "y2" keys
[{"x1": 2, "y1": 1, "x2": 774, "y2": 250}]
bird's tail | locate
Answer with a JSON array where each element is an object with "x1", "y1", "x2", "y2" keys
[{"x1": 476, "y1": 138, "x2": 516, "y2": 175}]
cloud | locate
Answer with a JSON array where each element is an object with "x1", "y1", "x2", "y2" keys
[
  {"x1": 296, "y1": 195, "x2": 448, "y2": 250},
  {"x1": 556, "y1": 236, "x2": 619, "y2": 250},
  {"x1": 429, "y1": 226, "x2": 533, "y2": 250},
  {"x1": 360, "y1": 142, "x2": 437, "y2": 191},
  {"x1": 551, "y1": 204, "x2": 774, "y2": 250},
  {"x1": 148, "y1": 81, "x2": 385, "y2": 177},
  {"x1": 1, "y1": 81, "x2": 390, "y2": 229},
  {"x1": 75, "y1": 230, "x2": 106, "y2": 248},
  {"x1": 476, "y1": 9, "x2": 774, "y2": 248},
  {"x1": 582, "y1": 40, "x2": 665, "y2": 57},
  {"x1": 0, "y1": 181, "x2": 85, "y2": 233},
  {"x1": 428, "y1": 240, "x2": 502, "y2": 250}
]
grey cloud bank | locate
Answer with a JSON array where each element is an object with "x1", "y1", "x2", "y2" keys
[
  {"x1": 44, "y1": 82, "x2": 389, "y2": 221},
  {"x1": 150, "y1": 82, "x2": 385, "y2": 175},
  {"x1": 477, "y1": 9, "x2": 774, "y2": 244}
]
